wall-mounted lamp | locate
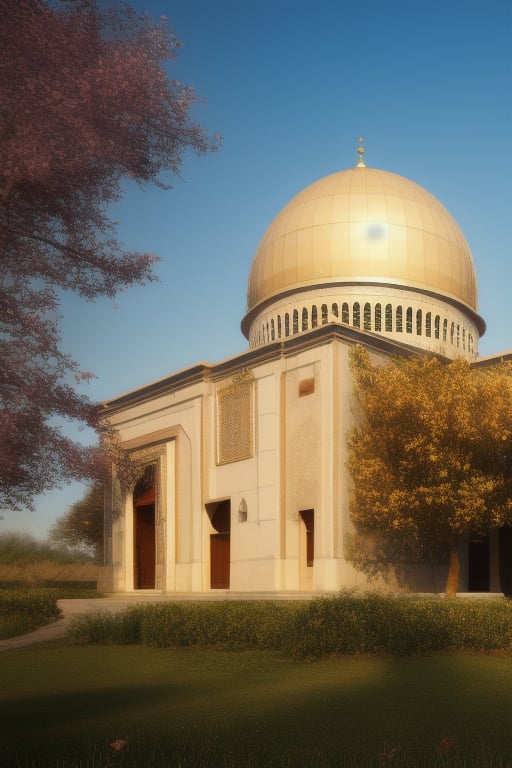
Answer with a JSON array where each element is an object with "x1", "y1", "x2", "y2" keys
[{"x1": 238, "y1": 498, "x2": 248, "y2": 523}]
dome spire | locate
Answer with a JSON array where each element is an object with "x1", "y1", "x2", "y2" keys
[{"x1": 356, "y1": 136, "x2": 366, "y2": 167}]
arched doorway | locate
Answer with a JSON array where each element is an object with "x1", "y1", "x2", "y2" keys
[
  {"x1": 207, "y1": 500, "x2": 231, "y2": 589},
  {"x1": 133, "y1": 469, "x2": 156, "y2": 589}
]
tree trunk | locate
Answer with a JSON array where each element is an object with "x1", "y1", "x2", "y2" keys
[{"x1": 445, "y1": 535, "x2": 460, "y2": 598}]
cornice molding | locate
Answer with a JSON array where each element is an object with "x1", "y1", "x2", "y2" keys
[{"x1": 102, "y1": 324, "x2": 435, "y2": 416}]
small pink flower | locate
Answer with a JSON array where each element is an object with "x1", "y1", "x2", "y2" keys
[
  {"x1": 379, "y1": 744, "x2": 399, "y2": 763},
  {"x1": 439, "y1": 737, "x2": 457, "y2": 752},
  {"x1": 110, "y1": 738, "x2": 128, "y2": 752}
]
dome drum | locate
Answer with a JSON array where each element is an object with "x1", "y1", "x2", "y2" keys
[{"x1": 246, "y1": 284, "x2": 480, "y2": 361}]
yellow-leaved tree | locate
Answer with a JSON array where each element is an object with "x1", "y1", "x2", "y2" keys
[{"x1": 348, "y1": 346, "x2": 512, "y2": 597}]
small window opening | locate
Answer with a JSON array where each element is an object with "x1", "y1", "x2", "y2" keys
[
  {"x1": 299, "y1": 378, "x2": 315, "y2": 396},
  {"x1": 406, "y1": 307, "x2": 413, "y2": 334},
  {"x1": 426, "y1": 312, "x2": 431, "y2": 337},
  {"x1": 385, "y1": 303, "x2": 393, "y2": 332},
  {"x1": 375, "y1": 303, "x2": 382, "y2": 331},
  {"x1": 364, "y1": 302, "x2": 371, "y2": 330}
]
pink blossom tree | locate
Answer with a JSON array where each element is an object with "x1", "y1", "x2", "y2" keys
[{"x1": 0, "y1": 0, "x2": 218, "y2": 511}]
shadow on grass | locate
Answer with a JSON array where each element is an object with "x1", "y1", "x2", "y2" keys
[{"x1": 2, "y1": 647, "x2": 512, "y2": 765}]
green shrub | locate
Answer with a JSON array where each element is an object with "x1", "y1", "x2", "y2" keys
[
  {"x1": 68, "y1": 605, "x2": 146, "y2": 645},
  {"x1": 69, "y1": 600, "x2": 301, "y2": 650},
  {"x1": 67, "y1": 593, "x2": 512, "y2": 658},
  {"x1": 139, "y1": 600, "x2": 300, "y2": 649},
  {"x1": 0, "y1": 588, "x2": 61, "y2": 639},
  {"x1": 288, "y1": 593, "x2": 512, "y2": 658}
]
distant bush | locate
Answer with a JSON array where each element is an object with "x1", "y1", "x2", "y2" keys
[
  {"x1": 0, "y1": 588, "x2": 60, "y2": 639},
  {"x1": 68, "y1": 593, "x2": 512, "y2": 658},
  {"x1": 0, "y1": 531, "x2": 92, "y2": 566},
  {"x1": 0, "y1": 532, "x2": 98, "y2": 588}
]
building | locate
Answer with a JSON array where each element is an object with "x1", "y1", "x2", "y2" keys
[{"x1": 101, "y1": 142, "x2": 502, "y2": 595}]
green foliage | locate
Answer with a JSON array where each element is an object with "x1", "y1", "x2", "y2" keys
[
  {"x1": 50, "y1": 482, "x2": 104, "y2": 560},
  {"x1": 68, "y1": 593, "x2": 512, "y2": 658},
  {"x1": 0, "y1": 588, "x2": 60, "y2": 639},
  {"x1": 69, "y1": 600, "x2": 300, "y2": 649},
  {"x1": 0, "y1": 531, "x2": 92, "y2": 566},
  {"x1": 68, "y1": 605, "x2": 145, "y2": 645}
]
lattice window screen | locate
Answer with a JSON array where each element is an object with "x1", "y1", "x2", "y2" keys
[{"x1": 217, "y1": 380, "x2": 253, "y2": 464}]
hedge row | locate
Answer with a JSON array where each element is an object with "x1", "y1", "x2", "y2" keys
[
  {"x1": 0, "y1": 588, "x2": 61, "y2": 619},
  {"x1": 0, "y1": 589, "x2": 61, "y2": 639},
  {"x1": 68, "y1": 593, "x2": 512, "y2": 658}
]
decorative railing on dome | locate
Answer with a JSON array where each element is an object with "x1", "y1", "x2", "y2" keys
[{"x1": 253, "y1": 300, "x2": 474, "y2": 355}]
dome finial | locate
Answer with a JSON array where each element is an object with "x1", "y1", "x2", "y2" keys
[{"x1": 356, "y1": 136, "x2": 366, "y2": 167}]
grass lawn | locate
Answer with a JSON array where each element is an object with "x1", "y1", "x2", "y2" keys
[{"x1": 1, "y1": 643, "x2": 512, "y2": 766}]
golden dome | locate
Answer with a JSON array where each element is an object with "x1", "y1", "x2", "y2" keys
[{"x1": 246, "y1": 165, "x2": 478, "y2": 317}]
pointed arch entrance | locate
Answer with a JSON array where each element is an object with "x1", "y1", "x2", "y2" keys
[
  {"x1": 133, "y1": 468, "x2": 156, "y2": 589},
  {"x1": 206, "y1": 500, "x2": 231, "y2": 589}
]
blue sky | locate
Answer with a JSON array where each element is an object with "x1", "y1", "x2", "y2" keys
[{"x1": 6, "y1": 0, "x2": 512, "y2": 537}]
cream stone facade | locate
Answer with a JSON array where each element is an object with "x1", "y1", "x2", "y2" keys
[{"x1": 101, "y1": 148, "x2": 505, "y2": 595}]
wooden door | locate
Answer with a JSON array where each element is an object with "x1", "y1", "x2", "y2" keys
[
  {"x1": 210, "y1": 533, "x2": 230, "y2": 589},
  {"x1": 134, "y1": 504, "x2": 156, "y2": 589}
]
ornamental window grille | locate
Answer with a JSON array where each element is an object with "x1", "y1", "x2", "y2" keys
[{"x1": 217, "y1": 380, "x2": 253, "y2": 465}]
